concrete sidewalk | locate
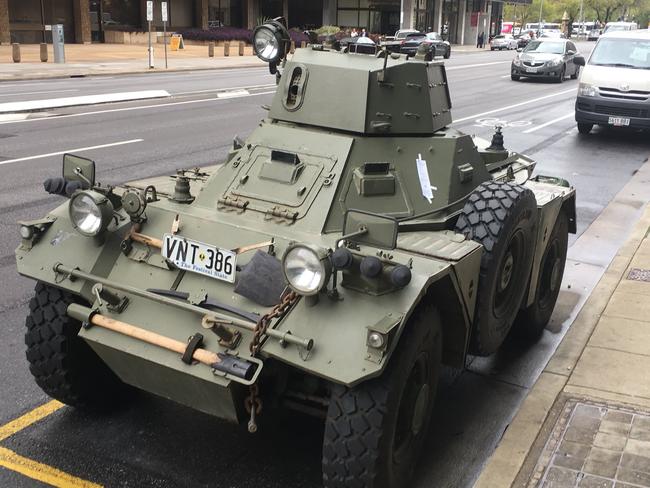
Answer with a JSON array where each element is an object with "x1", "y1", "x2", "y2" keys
[
  {"x1": 0, "y1": 43, "x2": 265, "y2": 81},
  {"x1": 0, "y1": 42, "x2": 490, "y2": 82},
  {"x1": 475, "y1": 188, "x2": 650, "y2": 487}
]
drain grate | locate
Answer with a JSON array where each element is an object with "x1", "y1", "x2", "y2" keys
[{"x1": 628, "y1": 268, "x2": 650, "y2": 282}]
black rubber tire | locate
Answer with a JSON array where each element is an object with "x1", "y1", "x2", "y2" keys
[
  {"x1": 512, "y1": 212, "x2": 569, "y2": 343},
  {"x1": 322, "y1": 305, "x2": 442, "y2": 488},
  {"x1": 455, "y1": 182, "x2": 537, "y2": 356},
  {"x1": 571, "y1": 66, "x2": 580, "y2": 79},
  {"x1": 556, "y1": 65, "x2": 565, "y2": 83},
  {"x1": 444, "y1": 48, "x2": 451, "y2": 59},
  {"x1": 577, "y1": 122, "x2": 593, "y2": 134},
  {"x1": 511, "y1": 74, "x2": 520, "y2": 81},
  {"x1": 25, "y1": 282, "x2": 126, "y2": 410}
]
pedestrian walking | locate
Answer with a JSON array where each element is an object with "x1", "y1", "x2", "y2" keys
[{"x1": 477, "y1": 31, "x2": 485, "y2": 48}]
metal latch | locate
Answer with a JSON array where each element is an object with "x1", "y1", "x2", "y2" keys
[
  {"x1": 218, "y1": 195, "x2": 249, "y2": 212},
  {"x1": 265, "y1": 206, "x2": 298, "y2": 223}
]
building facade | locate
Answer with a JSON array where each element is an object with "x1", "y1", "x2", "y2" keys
[{"x1": 0, "y1": 0, "x2": 507, "y2": 46}]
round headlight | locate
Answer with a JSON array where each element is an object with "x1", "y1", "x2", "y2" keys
[
  {"x1": 252, "y1": 20, "x2": 290, "y2": 64},
  {"x1": 282, "y1": 244, "x2": 331, "y2": 296},
  {"x1": 69, "y1": 190, "x2": 113, "y2": 237}
]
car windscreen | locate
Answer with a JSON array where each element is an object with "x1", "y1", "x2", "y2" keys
[
  {"x1": 493, "y1": 35, "x2": 505, "y2": 39},
  {"x1": 406, "y1": 33, "x2": 425, "y2": 39},
  {"x1": 426, "y1": 33, "x2": 441, "y2": 40},
  {"x1": 524, "y1": 41, "x2": 564, "y2": 54},
  {"x1": 589, "y1": 38, "x2": 650, "y2": 69}
]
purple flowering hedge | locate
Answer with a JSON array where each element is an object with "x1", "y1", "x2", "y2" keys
[{"x1": 177, "y1": 27, "x2": 308, "y2": 44}]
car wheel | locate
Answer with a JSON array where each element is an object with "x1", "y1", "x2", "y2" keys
[
  {"x1": 511, "y1": 74, "x2": 520, "y2": 81},
  {"x1": 322, "y1": 303, "x2": 442, "y2": 488},
  {"x1": 556, "y1": 65, "x2": 565, "y2": 83},
  {"x1": 444, "y1": 48, "x2": 450, "y2": 59},
  {"x1": 511, "y1": 212, "x2": 569, "y2": 343},
  {"x1": 454, "y1": 182, "x2": 537, "y2": 356},
  {"x1": 571, "y1": 66, "x2": 580, "y2": 79},
  {"x1": 25, "y1": 283, "x2": 128, "y2": 410},
  {"x1": 491, "y1": 47, "x2": 495, "y2": 51},
  {"x1": 577, "y1": 122, "x2": 593, "y2": 134}
]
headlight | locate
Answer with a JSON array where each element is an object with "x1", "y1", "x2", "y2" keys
[
  {"x1": 252, "y1": 20, "x2": 289, "y2": 64},
  {"x1": 513, "y1": 57, "x2": 521, "y2": 66},
  {"x1": 579, "y1": 83, "x2": 597, "y2": 97},
  {"x1": 282, "y1": 244, "x2": 331, "y2": 296},
  {"x1": 548, "y1": 57, "x2": 563, "y2": 66},
  {"x1": 69, "y1": 190, "x2": 113, "y2": 237}
]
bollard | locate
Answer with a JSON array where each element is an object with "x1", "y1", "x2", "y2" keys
[
  {"x1": 239, "y1": 41, "x2": 244, "y2": 56},
  {"x1": 12, "y1": 43, "x2": 20, "y2": 63},
  {"x1": 290, "y1": 40, "x2": 295, "y2": 53},
  {"x1": 224, "y1": 41, "x2": 230, "y2": 57},
  {"x1": 40, "y1": 43, "x2": 48, "y2": 62},
  {"x1": 208, "y1": 42, "x2": 215, "y2": 57},
  {"x1": 301, "y1": 41, "x2": 306, "y2": 49}
]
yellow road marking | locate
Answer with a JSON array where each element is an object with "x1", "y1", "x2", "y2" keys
[
  {"x1": 0, "y1": 400, "x2": 63, "y2": 442},
  {"x1": 0, "y1": 446, "x2": 102, "y2": 487}
]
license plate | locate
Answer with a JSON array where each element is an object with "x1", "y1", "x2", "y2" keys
[
  {"x1": 162, "y1": 234, "x2": 236, "y2": 283},
  {"x1": 608, "y1": 116, "x2": 630, "y2": 126},
  {"x1": 525, "y1": 67, "x2": 538, "y2": 73}
]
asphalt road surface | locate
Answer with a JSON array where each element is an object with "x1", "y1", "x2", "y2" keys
[{"x1": 1, "y1": 43, "x2": 649, "y2": 488}]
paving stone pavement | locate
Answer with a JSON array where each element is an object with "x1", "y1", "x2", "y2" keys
[{"x1": 530, "y1": 400, "x2": 650, "y2": 488}]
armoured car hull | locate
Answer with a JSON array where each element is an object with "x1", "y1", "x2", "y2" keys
[{"x1": 16, "y1": 21, "x2": 576, "y2": 488}]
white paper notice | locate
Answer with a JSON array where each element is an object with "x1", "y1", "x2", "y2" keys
[{"x1": 416, "y1": 154, "x2": 436, "y2": 204}]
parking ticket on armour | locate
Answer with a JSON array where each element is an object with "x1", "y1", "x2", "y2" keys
[{"x1": 162, "y1": 233, "x2": 236, "y2": 283}]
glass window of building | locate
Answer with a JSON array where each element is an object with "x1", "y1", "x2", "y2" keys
[
  {"x1": 9, "y1": 0, "x2": 74, "y2": 43},
  {"x1": 208, "y1": 0, "x2": 243, "y2": 27}
]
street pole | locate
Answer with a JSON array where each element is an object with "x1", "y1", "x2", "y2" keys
[
  {"x1": 578, "y1": 0, "x2": 585, "y2": 38},
  {"x1": 162, "y1": 2, "x2": 168, "y2": 69},
  {"x1": 538, "y1": 0, "x2": 544, "y2": 34},
  {"x1": 146, "y1": 0, "x2": 154, "y2": 69}
]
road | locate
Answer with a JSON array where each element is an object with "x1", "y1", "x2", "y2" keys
[{"x1": 1, "y1": 43, "x2": 649, "y2": 488}]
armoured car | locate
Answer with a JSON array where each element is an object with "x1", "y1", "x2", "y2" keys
[{"x1": 16, "y1": 18, "x2": 575, "y2": 488}]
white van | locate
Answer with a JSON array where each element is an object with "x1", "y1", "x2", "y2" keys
[
  {"x1": 574, "y1": 29, "x2": 650, "y2": 134},
  {"x1": 603, "y1": 21, "x2": 638, "y2": 34}
]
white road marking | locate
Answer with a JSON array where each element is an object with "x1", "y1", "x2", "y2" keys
[
  {"x1": 0, "y1": 139, "x2": 144, "y2": 167},
  {"x1": 446, "y1": 61, "x2": 511, "y2": 70},
  {"x1": 174, "y1": 83, "x2": 276, "y2": 95},
  {"x1": 0, "y1": 90, "x2": 170, "y2": 113},
  {"x1": 0, "y1": 90, "x2": 277, "y2": 125},
  {"x1": 454, "y1": 88, "x2": 576, "y2": 123},
  {"x1": 218, "y1": 89, "x2": 250, "y2": 98},
  {"x1": 0, "y1": 114, "x2": 30, "y2": 122},
  {"x1": 0, "y1": 89, "x2": 79, "y2": 98},
  {"x1": 523, "y1": 112, "x2": 574, "y2": 133}
]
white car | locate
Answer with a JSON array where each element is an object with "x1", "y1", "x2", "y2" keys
[{"x1": 490, "y1": 34, "x2": 518, "y2": 50}]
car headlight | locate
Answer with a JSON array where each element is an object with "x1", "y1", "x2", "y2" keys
[
  {"x1": 69, "y1": 190, "x2": 113, "y2": 237},
  {"x1": 282, "y1": 244, "x2": 331, "y2": 296},
  {"x1": 579, "y1": 83, "x2": 597, "y2": 97},
  {"x1": 548, "y1": 57, "x2": 563, "y2": 66},
  {"x1": 513, "y1": 57, "x2": 521, "y2": 66},
  {"x1": 252, "y1": 20, "x2": 289, "y2": 64}
]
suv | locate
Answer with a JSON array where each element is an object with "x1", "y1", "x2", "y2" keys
[{"x1": 574, "y1": 29, "x2": 650, "y2": 134}]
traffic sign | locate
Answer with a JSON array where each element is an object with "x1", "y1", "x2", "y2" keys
[
  {"x1": 162, "y1": 2, "x2": 168, "y2": 22},
  {"x1": 146, "y1": 1, "x2": 153, "y2": 21}
]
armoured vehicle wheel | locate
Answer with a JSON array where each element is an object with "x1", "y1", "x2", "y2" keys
[
  {"x1": 577, "y1": 122, "x2": 593, "y2": 134},
  {"x1": 25, "y1": 283, "x2": 125, "y2": 410},
  {"x1": 322, "y1": 305, "x2": 441, "y2": 488},
  {"x1": 511, "y1": 74, "x2": 520, "y2": 81},
  {"x1": 512, "y1": 212, "x2": 568, "y2": 343},
  {"x1": 455, "y1": 182, "x2": 537, "y2": 356}
]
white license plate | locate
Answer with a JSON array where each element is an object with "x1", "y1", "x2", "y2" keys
[
  {"x1": 162, "y1": 234, "x2": 236, "y2": 283},
  {"x1": 608, "y1": 116, "x2": 630, "y2": 126},
  {"x1": 525, "y1": 67, "x2": 538, "y2": 73}
]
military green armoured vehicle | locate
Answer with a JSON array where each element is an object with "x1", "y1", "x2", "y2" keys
[{"x1": 16, "y1": 19, "x2": 575, "y2": 488}]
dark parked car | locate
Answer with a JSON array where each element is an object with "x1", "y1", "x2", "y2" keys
[
  {"x1": 511, "y1": 39, "x2": 582, "y2": 82},
  {"x1": 400, "y1": 32, "x2": 451, "y2": 59}
]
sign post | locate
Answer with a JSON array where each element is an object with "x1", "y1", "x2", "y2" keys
[
  {"x1": 146, "y1": 0, "x2": 154, "y2": 69},
  {"x1": 162, "y1": 2, "x2": 168, "y2": 69}
]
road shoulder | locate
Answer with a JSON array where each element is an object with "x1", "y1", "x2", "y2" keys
[{"x1": 474, "y1": 159, "x2": 650, "y2": 488}]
